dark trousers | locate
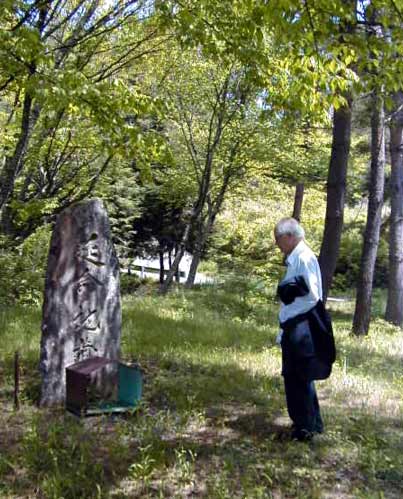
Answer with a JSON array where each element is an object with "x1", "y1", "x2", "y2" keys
[{"x1": 283, "y1": 374, "x2": 323, "y2": 433}]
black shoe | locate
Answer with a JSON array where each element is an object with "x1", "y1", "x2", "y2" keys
[{"x1": 291, "y1": 428, "x2": 313, "y2": 442}]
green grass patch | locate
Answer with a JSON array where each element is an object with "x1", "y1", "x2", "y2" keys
[{"x1": 0, "y1": 286, "x2": 402, "y2": 498}]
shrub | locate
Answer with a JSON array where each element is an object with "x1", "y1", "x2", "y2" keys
[
  {"x1": 0, "y1": 225, "x2": 51, "y2": 306},
  {"x1": 332, "y1": 223, "x2": 389, "y2": 291},
  {"x1": 120, "y1": 272, "x2": 142, "y2": 295}
]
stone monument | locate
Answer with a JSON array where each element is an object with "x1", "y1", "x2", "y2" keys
[{"x1": 39, "y1": 199, "x2": 121, "y2": 406}]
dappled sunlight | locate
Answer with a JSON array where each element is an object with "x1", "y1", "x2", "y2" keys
[{"x1": 1, "y1": 290, "x2": 403, "y2": 497}]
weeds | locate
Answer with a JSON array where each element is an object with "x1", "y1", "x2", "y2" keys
[
  {"x1": 129, "y1": 444, "x2": 158, "y2": 485},
  {"x1": 22, "y1": 415, "x2": 106, "y2": 498}
]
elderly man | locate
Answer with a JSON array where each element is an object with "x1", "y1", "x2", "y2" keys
[{"x1": 274, "y1": 217, "x2": 334, "y2": 441}]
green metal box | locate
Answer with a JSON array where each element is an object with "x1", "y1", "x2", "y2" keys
[{"x1": 66, "y1": 356, "x2": 142, "y2": 416}]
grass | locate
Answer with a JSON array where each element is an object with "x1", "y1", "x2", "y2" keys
[{"x1": 0, "y1": 285, "x2": 403, "y2": 498}]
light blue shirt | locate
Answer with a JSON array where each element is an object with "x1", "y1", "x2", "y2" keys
[{"x1": 279, "y1": 240, "x2": 323, "y2": 324}]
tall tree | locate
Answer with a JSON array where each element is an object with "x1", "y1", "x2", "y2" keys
[
  {"x1": 157, "y1": 40, "x2": 284, "y2": 292},
  {"x1": 319, "y1": 98, "x2": 353, "y2": 301},
  {"x1": 292, "y1": 183, "x2": 305, "y2": 222},
  {"x1": 160, "y1": 64, "x2": 249, "y2": 292},
  {"x1": 315, "y1": 0, "x2": 359, "y2": 303},
  {"x1": 352, "y1": 91, "x2": 385, "y2": 335},
  {"x1": 385, "y1": 91, "x2": 403, "y2": 325},
  {"x1": 351, "y1": 0, "x2": 403, "y2": 334},
  {"x1": 184, "y1": 135, "x2": 249, "y2": 288},
  {"x1": 0, "y1": 0, "x2": 164, "y2": 235}
]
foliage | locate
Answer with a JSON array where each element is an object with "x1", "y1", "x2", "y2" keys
[
  {"x1": 211, "y1": 179, "x2": 326, "y2": 285},
  {"x1": 158, "y1": 0, "x2": 361, "y2": 110},
  {"x1": 120, "y1": 273, "x2": 142, "y2": 296},
  {"x1": 333, "y1": 218, "x2": 389, "y2": 291},
  {"x1": 98, "y1": 163, "x2": 144, "y2": 259},
  {"x1": 0, "y1": 0, "x2": 167, "y2": 236},
  {"x1": 346, "y1": 132, "x2": 372, "y2": 206},
  {"x1": 161, "y1": 0, "x2": 403, "y2": 101},
  {"x1": 0, "y1": 225, "x2": 51, "y2": 305},
  {"x1": 262, "y1": 121, "x2": 331, "y2": 186},
  {"x1": 131, "y1": 186, "x2": 186, "y2": 259}
]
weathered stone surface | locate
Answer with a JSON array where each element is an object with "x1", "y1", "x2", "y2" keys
[{"x1": 40, "y1": 199, "x2": 121, "y2": 406}]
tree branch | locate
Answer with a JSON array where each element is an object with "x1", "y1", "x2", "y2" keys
[
  {"x1": 303, "y1": 0, "x2": 321, "y2": 64},
  {"x1": 390, "y1": 0, "x2": 403, "y2": 24}
]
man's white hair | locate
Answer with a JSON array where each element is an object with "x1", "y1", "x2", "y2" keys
[{"x1": 275, "y1": 217, "x2": 305, "y2": 239}]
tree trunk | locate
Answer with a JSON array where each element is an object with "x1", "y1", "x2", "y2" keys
[
  {"x1": 185, "y1": 221, "x2": 205, "y2": 288},
  {"x1": 0, "y1": 3, "x2": 49, "y2": 220},
  {"x1": 159, "y1": 220, "x2": 192, "y2": 293},
  {"x1": 0, "y1": 93, "x2": 40, "y2": 215},
  {"x1": 319, "y1": 98, "x2": 353, "y2": 302},
  {"x1": 385, "y1": 92, "x2": 403, "y2": 325},
  {"x1": 161, "y1": 74, "x2": 246, "y2": 293},
  {"x1": 174, "y1": 245, "x2": 180, "y2": 282},
  {"x1": 186, "y1": 171, "x2": 232, "y2": 289},
  {"x1": 160, "y1": 158, "x2": 212, "y2": 293},
  {"x1": 159, "y1": 250, "x2": 165, "y2": 284},
  {"x1": 352, "y1": 93, "x2": 385, "y2": 335},
  {"x1": 186, "y1": 248, "x2": 202, "y2": 288},
  {"x1": 159, "y1": 126, "x2": 220, "y2": 294},
  {"x1": 292, "y1": 183, "x2": 304, "y2": 221}
]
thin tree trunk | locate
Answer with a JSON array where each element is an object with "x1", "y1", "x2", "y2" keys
[
  {"x1": 186, "y1": 248, "x2": 202, "y2": 288},
  {"x1": 352, "y1": 93, "x2": 385, "y2": 335},
  {"x1": 185, "y1": 222, "x2": 204, "y2": 288},
  {"x1": 161, "y1": 76, "x2": 231, "y2": 294},
  {"x1": 319, "y1": 98, "x2": 353, "y2": 302},
  {"x1": 0, "y1": 93, "x2": 40, "y2": 214},
  {"x1": 161, "y1": 149, "x2": 216, "y2": 293},
  {"x1": 174, "y1": 245, "x2": 180, "y2": 282},
  {"x1": 0, "y1": 3, "x2": 49, "y2": 218},
  {"x1": 185, "y1": 211, "x2": 214, "y2": 288},
  {"x1": 292, "y1": 183, "x2": 304, "y2": 221},
  {"x1": 160, "y1": 220, "x2": 192, "y2": 293},
  {"x1": 385, "y1": 92, "x2": 403, "y2": 325},
  {"x1": 159, "y1": 250, "x2": 164, "y2": 284},
  {"x1": 186, "y1": 170, "x2": 232, "y2": 289},
  {"x1": 159, "y1": 122, "x2": 222, "y2": 293}
]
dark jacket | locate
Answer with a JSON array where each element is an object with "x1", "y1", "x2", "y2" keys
[{"x1": 278, "y1": 276, "x2": 336, "y2": 381}]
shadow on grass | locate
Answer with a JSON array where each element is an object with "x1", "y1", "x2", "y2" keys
[
  {"x1": 2, "y1": 292, "x2": 402, "y2": 498},
  {"x1": 139, "y1": 355, "x2": 284, "y2": 417},
  {"x1": 0, "y1": 350, "x2": 282, "y2": 498},
  {"x1": 153, "y1": 401, "x2": 403, "y2": 498},
  {"x1": 224, "y1": 411, "x2": 290, "y2": 441},
  {"x1": 2, "y1": 348, "x2": 403, "y2": 498},
  {"x1": 123, "y1": 307, "x2": 278, "y2": 356},
  {"x1": 188, "y1": 286, "x2": 279, "y2": 325},
  {"x1": 120, "y1": 346, "x2": 403, "y2": 498}
]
